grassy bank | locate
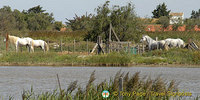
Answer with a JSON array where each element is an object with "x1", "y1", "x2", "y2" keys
[
  {"x1": 22, "y1": 71, "x2": 183, "y2": 100},
  {"x1": 0, "y1": 48, "x2": 200, "y2": 67}
]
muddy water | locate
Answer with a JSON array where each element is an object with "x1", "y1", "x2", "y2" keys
[{"x1": 0, "y1": 66, "x2": 200, "y2": 99}]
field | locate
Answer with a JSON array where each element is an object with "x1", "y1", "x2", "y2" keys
[{"x1": 1, "y1": 30, "x2": 200, "y2": 67}]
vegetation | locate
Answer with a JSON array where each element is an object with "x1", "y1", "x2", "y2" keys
[
  {"x1": 67, "y1": 1, "x2": 144, "y2": 42},
  {"x1": 152, "y1": 3, "x2": 171, "y2": 18},
  {"x1": 0, "y1": 5, "x2": 56, "y2": 34},
  {"x1": 22, "y1": 71, "x2": 180, "y2": 100},
  {"x1": 1, "y1": 48, "x2": 200, "y2": 66},
  {"x1": 157, "y1": 16, "x2": 170, "y2": 30}
]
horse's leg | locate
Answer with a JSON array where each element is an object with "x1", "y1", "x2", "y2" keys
[
  {"x1": 42, "y1": 46, "x2": 45, "y2": 52},
  {"x1": 31, "y1": 46, "x2": 34, "y2": 52},
  {"x1": 16, "y1": 43, "x2": 18, "y2": 52},
  {"x1": 20, "y1": 45, "x2": 23, "y2": 52},
  {"x1": 27, "y1": 45, "x2": 30, "y2": 52}
]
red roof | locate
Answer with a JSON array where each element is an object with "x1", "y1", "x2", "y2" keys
[{"x1": 145, "y1": 25, "x2": 200, "y2": 32}]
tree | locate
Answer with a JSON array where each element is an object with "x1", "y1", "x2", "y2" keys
[
  {"x1": 27, "y1": 5, "x2": 46, "y2": 14},
  {"x1": 152, "y1": 3, "x2": 171, "y2": 18},
  {"x1": 85, "y1": 1, "x2": 111, "y2": 41},
  {"x1": 66, "y1": 13, "x2": 95, "y2": 31},
  {"x1": 0, "y1": 6, "x2": 16, "y2": 32},
  {"x1": 13, "y1": 9, "x2": 27, "y2": 30},
  {"x1": 157, "y1": 16, "x2": 170, "y2": 30},
  {"x1": 54, "y1": 21, "x2": 63, "y2": 31},
  {"x1": 84, "y1": 1, "x2": 144, "y2": 42},
  {"x1": 24, "y1": 5, "x2": 55, "y2": 30},
  {"x1": 191, "y1": 9, "x2": 200, "y2": 19}
]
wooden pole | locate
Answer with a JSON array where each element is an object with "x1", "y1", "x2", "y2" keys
[
  {"x1": 60, "y1": 39, "x2": 62, "y2": 52},
  {"x1": 6, "y1": 33, "x2": 8, "y2": 51},
  {"x1": 156, "y1": 37, "x2": 158, "y2": 50},
  {"x1": 109, "y1": 23, "x2": 112, "y2": 42},
  {"x1": 56, "y1": 74, "x2": 62, "y2": 94},
  {"x1": 137, "y1": 45, "x2": 140, "y2": 54},
  {"x1": 128, "y1": 42, "x2": 130, "y2": 53},
  {"x1": 142, "y1": 41, "x2": 145, "y2": 53},
  {"x1": 119, "y1": 77, "x2": 123, "y2": 100}
]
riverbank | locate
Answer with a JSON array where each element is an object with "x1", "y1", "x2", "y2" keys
[
  {"x1": 0, "y1": 48, "x2": 200, "y2": 67},
  {"x1": 0, "y1": 62, "x2": 199, "y2": 68}
]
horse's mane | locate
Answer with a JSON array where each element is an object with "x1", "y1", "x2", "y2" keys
[{"x1": 143, "y1": 35, "x2": 155, "y2": 44}]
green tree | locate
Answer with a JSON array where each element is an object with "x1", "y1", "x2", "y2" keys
[
  {"x1": 0, "y1": 6, "x2": 16, "y2": 32},
  {"x1": 157, "y1": 16, "x2": 170, "y2": 30},
  {"x1": 110, "y1": 3, "x2": 143, "y2": 41},
  {"x1": 191, "y1": 9, "x2": 200, "y2": 19},
  {"x1": 13, "y1": 9, "x2": 27, "y2": 30},
  {"x1": 66, "y1": 13, "x2": 94, "y2": 31},
  {"x1": 85, "y1": 1, "x2": 144, "y2": 42},
  {"x1": 152, "y1": 3, "x2": 171, "y2": 18},
  {"x1": 185, "y1": 18, "x2": 200, "y2": 31},
  {"x1": 24, "y1": 5, "x2": 54, "y2": 30},
  {"x1": 86, "y1": 1, "x2": 111, "y2": 41},
  {"x1": 54, "y1": 21, "x2": 63, "y2": 31},
  {"x1": 27, "y1": 5, "x2": 45, "y2": 14}
]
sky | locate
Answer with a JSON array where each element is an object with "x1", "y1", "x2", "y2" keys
[{"x1": 0, "y1": 0, "x2": 199, "y2": 23}]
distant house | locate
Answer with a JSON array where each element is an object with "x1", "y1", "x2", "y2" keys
[{"x1": 169, "y1": 12, "x2": 184, "y2": 24}]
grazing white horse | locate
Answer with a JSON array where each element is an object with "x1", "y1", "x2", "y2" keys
[
  {"x1": 30, "y1": 40, "x2": 49, "y2": 52},
  {"x1": 165, "y1": 38, "x2": 185, "y2": 48},
  {"x1": 21, "y1": 37, "x2": 34, "y2": 52},
  {"x1": 5, "y1": 35, "x2": 32, "y2": 52},
  {"x1": 140, "y1": 35, "x2": 166, "y2": 50}
]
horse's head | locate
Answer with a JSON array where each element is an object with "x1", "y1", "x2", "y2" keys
[{"x1": 140, "y1": 35, "x2": 147, "y2": 42}]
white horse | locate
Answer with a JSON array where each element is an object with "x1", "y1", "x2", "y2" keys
[
  {"x1": 5, "y1": 35, "x2": 33, "y2": 52},
  {"x1": 30, "y1": 40, "x2": 49, "y2": 52},
  {"x1": 21, "y1": 37, "x2": 34, "y2": 52},
  {"x1": 165, "y1": 38, "x2": 185, "y2": 48},
  {"x1": 140, "y1": 35, "x2": 166, "y2": 50}
]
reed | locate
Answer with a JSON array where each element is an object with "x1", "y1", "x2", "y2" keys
[{"x1": 21, "y1": 71, "x2": 183, "y2": 100}]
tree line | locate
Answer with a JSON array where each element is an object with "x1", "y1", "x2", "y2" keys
[
  {"x1": 0, "y1": 5, "x2": 63, "y2": 32},
  {"x1": 1, "y1": 1, "x2": 200, "y2": 42},
  {"x1": 151, "y1": 3, "x2": 200, "y2": 31}
]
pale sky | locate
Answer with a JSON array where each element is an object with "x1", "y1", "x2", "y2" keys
[{"x1": 0, "y1": 0, "x2": 199, "y2": 23}]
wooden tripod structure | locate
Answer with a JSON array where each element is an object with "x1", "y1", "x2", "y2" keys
[{"x1": 90, "y1": 23, "x2": 122, "y2": 54}]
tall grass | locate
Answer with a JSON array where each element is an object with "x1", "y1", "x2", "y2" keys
[{"x1": 22, "y1": 71, "x2": 180, "y2": 100}]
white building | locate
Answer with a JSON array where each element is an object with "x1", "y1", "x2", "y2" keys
[{"x1": 169, "y1": 12, "x2": 184, "y2": 24}]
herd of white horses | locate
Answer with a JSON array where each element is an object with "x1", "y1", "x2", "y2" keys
[
  {"x1": 140, "y1": 35, "x2": 185, "y2": 51},
  {"x1": 4, "y1": 35, "x2": 49, "y2": 52},
  {"x1": 4, "y1": 34, "x2": 185, "y2": 52}
]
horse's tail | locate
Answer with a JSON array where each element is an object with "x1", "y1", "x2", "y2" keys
[{"x1": 44, "y1": 41, "x2": 49, "y2": 52}]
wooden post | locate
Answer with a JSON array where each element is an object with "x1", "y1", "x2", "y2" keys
[
  {"x1": 137, "y1": 45, "x2": 140, "y2": 54},
  {"x1": 142, "y1": 41, "x2": 145, "y2": 53},
  {"x1": 60, "y1": 39, "x2": 62, "y2": 52},
  {"x1": 56, "y1": 74, "x2": 62, "y2": 94},
  {"x1": 156, "y1": 37, "x2": 158, "y2": 50},
  {"x1": 97, "y1": 36, "x2": 101, "y2": 54},
  {"x1": 128, "y1": 42, "x2": 130, "y2": 53},
  {"x1": 119, "y1": 77, "x2": 123, "y2": 100},
  {"x1": 109, "y1": 23, "x2": 112, "y2": 42},
  {"x1": 6, "y1": 33, "x2": 8, "y2": 51}
]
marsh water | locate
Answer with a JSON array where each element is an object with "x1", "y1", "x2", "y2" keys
[{"x1": 0, "y1": 66, "x2": 200, "y2": 99}]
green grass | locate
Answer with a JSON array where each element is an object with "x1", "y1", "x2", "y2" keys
[{"x1": 1, "y1": 49, "x2": 200, "y2": 66}]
